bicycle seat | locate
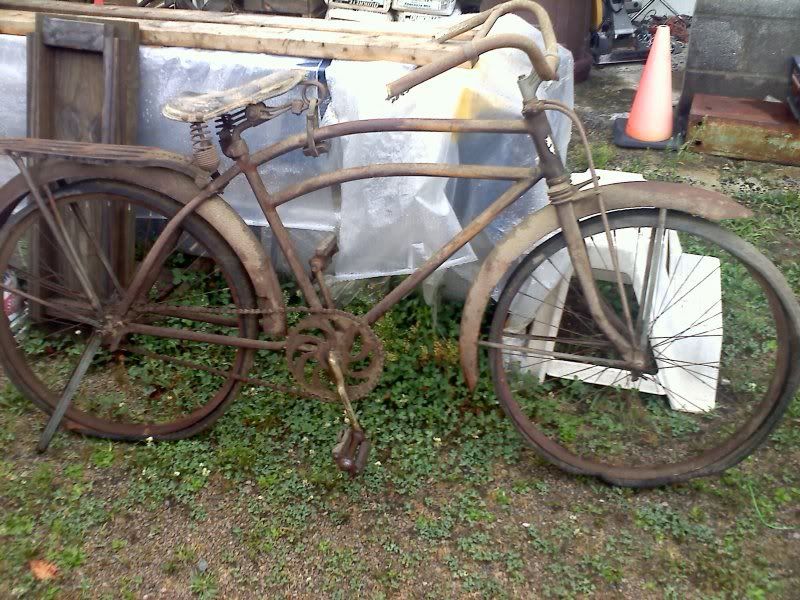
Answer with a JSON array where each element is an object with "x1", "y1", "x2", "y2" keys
[{"x1": 162, "y1": 70, "x2": 306, "y2": 123}]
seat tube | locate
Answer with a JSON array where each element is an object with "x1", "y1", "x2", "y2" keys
[{"x1": 239, "y1": 160, "x2": 323, "y2": 310}]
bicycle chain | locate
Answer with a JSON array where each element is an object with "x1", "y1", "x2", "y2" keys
[
  {"x1": 137, "y1": 303, "x2": 342, "y2": 317},
  {"x1": 132, "y1": 304, "x2": 382, "y2": 402}
]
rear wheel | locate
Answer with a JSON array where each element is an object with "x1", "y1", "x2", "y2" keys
[
  {"x1": 0, "y1": 180, "x2": 259, "y2": 440},
  {"x1": 488, "y1": 209, "x2": 800, "y2": 487}
]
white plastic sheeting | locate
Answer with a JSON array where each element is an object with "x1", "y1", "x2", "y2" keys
[
  {"x1": 323, "y1": 17, "x2": 574, "y2": 282},
  {"x1": 0, "y1": 15, "x2": 573, "y2": 288},
  {"x1": 0, "y1": 34, "x2": 26, "y2": 186}
]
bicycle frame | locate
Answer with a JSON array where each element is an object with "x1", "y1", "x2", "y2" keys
[
  {"x1": 4, "y1": 0, "x2": 790, "y2": 482},
  {"x1": 112, "y1": 116, "x2": 531, "y2": 327},
  {"x1": 0, "y1": 0, "x2": 749, "y2": 388},
  {"x1": 107, "y1": 100, "x2": 652, "y2": 373}
]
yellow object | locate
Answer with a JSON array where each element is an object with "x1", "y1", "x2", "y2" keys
[
  {"x1": 452, "y1": 85, "x2": 506, "y2": 139},
  {"x1": 591, "y1": 0, "x2": 603, "y2": 30}
]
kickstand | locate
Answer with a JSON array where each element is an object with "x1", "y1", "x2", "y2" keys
[{"x1": 38, "y1": 333, "x2": 102, "y2": 452}]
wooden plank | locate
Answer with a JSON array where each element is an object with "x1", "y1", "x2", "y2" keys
[
  {"x1": 0, "y1": 0, "x2": 473, "y2": 39},
  {"x1": 0, "y1": 9, "x2": 472, "y2": 66},
  {"x1": 27, "y1": 14, "x2": 140, "y2": 302},
  {"x1": 41, "y1": 15, "x2": 108, "y2": 51}
]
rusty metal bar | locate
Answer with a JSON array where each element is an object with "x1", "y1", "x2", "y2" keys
[
  {"x1": 475, "y1": 0, "x2": 557, "y2": 51},
  {"x1": 241, "y1": 163, "x2": 323, "y2": 309},
  {"x1": 314, "y1": 270, "x2": 335, "y2": 309},
  {"x1": 38, "y1": 332, "x2": 102, "y2": 452},
  {"x1": 637, "y1": 208, "x2": 667, "y2": 351},
  {"x1": 125, "y1": 322, "x2": 285, "y2": 351},
  {"x1": 271, "y1": 163, "x2": 536, "y2": 206},
  {"x1": 248, "y1": 118, "x2": 529, "y2": 170},
  {"x1": 364, "y1": 173, "x2": 540, "y2": 324},
  {"x1": 386, "y1": 34, "x2": 558, "y2": 100},
  {"x1": 553, "y1": 199, "x2": 640, "y2": 366},
  {"x1": 107, "y1": 119, "x2": 529, "y2": 322},
  {"x1": 136, "y1": 304, "x2": 241, "y2": 328},
  {"x1": 10, "y1": 153, "x2": 104, "y2": 313}
]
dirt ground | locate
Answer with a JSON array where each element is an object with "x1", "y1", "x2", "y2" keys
[{"x1": 1, "y1": 52, "x2": 800, "y2": 600}]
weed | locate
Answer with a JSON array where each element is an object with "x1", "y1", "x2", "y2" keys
[
  {"x1": 569, "y1": 142, "x2": 616, "y2": 172},
  {"x1": 190, "y1": 572, "x2": 219, "y2": 599},
  {"x1": 414, "y1": 514, "x2": 454, "y2": 541},
  {"x1": 89, "y1": 443, "x2": 115, "y2": 468},
  {"x1": 635, "y1": 503, "x2": 715, "y2": 544}
]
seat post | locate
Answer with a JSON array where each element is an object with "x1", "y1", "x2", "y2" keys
[{"x1": 217, "y1": 113, "x2": 252, "y2": 161}]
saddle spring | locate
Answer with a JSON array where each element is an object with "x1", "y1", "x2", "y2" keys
[{"x1": 189, "y1": 121, "x2": 220, "y2": 174}]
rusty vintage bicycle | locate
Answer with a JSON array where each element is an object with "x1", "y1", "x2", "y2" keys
[{"x1": 0, "y1": 1, "x2": 798, "y2": 487}]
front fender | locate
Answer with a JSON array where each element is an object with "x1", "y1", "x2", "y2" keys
[
  {"x1": 0, "y1": 161, "x2": 286, "y2": 334},
  {"x1": 459, "y1": 181, "x2": 753, "y2": 390}
]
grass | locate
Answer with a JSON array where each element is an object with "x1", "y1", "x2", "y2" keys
[
  {"x1": 568, "y1": 141, "x2": 617, "y2": 172},
  {"x1": 1, "y1": 135, "x2": 800, "y2": 598}
]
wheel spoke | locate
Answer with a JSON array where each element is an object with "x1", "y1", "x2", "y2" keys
[
  {"x1": 0, "y1": 185, "x2": 259, "y2": 438},
  {"x1": 487, "y1": 212, "x2": 792, "y2": 484}
]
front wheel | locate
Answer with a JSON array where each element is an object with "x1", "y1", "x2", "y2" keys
[{"x1": 488, "y1": 209, "x2": 800, "y2": 487}]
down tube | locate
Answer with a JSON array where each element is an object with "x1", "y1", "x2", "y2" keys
[{"x1": 364, "y1": 174, "x2": 541, "y2": 324}]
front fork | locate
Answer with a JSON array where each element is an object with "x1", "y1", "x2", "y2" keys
[{"x1": 522, "y1": 104, "x2": 649, "y2": 370}]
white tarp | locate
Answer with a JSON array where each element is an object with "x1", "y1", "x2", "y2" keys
[{"x1": 0, "y1": 15, "x2": 573, "y2": 288}]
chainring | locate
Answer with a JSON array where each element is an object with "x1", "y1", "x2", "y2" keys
[{"x1": 285, "y1": 310, "x2": 384, "y2": 401}]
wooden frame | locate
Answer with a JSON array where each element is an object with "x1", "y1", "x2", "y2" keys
[
  {"x1": 0, "y1": 0, "x2": 475, "y2": 67},
  {"x1": 27, "y1": 14, "x2": 139, "y2": 308}
]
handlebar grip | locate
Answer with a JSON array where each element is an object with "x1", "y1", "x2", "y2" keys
[
  {"x1": 386, "y1": 34, "x2": 558, "y2": 100},
  {"x1": 476, "y1": 0, "x2": 559, "y2": 63}
]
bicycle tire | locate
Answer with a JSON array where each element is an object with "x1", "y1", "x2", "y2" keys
[
  {"x1": 0, "y1": 180, "x2": 260, "y2": 441},
  {"x1": 489, "y1": 209, "x2": 800, "y2": 487}
]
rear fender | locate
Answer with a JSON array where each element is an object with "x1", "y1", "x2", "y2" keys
[
  {"x1": 0, "y1": 160, "x2": 286, "y2": 335},
  {"x1": 459, "y1": 181, "x2": 753, "y2": 390}
]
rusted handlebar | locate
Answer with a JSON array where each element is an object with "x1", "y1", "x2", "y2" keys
[
  {"x1": 437, "y1": 0, "x2": 558, "y2": 56},
  {"x1": 386, "y1": 33, "x2": 558, "y2": 100},
  {"x1": 386, "y1": 1, "x2": 560, "y2": 100}
]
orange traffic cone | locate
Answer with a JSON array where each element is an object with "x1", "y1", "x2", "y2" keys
[
  {"x1": 614, "y1": 25, "x2": 677, "y2": 149},
  {"x1": 626, "y1": 26, "x2": 673, "y2": 141}
]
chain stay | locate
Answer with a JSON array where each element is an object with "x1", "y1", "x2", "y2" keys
[
  {"x1": 137, "y1": 303, "x2": 333, "y2": 316},
  {"x1": 123, "y1": 344, "x2": 310, "y2": 399},
  {"x1": 130, "y1": 305, "x2": 381, "y2": 402}
]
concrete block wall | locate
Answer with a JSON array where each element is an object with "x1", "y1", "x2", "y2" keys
[{"x1": 678, "y1": 0, "x2": 800, "y2": 116}]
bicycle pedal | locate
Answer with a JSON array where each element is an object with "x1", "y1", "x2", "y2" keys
[
  {"x1": 331, "y1": 426, "x2": 369, "y2": 476},
  {"x1": 353, "y1": 437, "x2": 371, "y2": 474}
]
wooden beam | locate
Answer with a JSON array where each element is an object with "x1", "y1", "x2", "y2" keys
[
  {"x1": 0, "y1": 0, "x2": 474, "y2": 39},
  {"x1": 0, "y1": 9, "x2": 473, "y2": 66}
]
